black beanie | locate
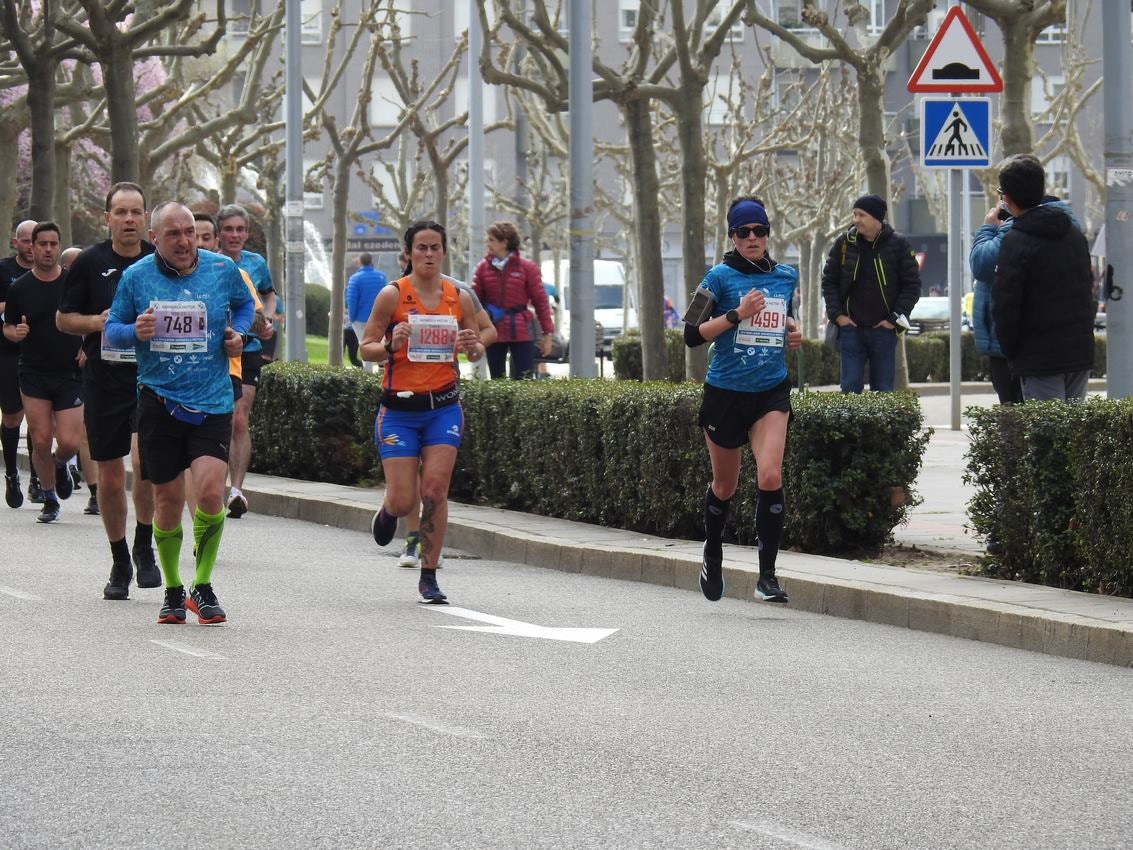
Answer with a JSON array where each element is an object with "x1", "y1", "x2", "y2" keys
[{"x1": 853, "y1": 193, "x2": 887, "y2": 223}]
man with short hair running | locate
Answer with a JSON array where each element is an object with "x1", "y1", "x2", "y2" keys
[
  {"x1": 0, "y1": 220, "x2": 36, "y2": 507},
  {"x1": 215, "y1": 204, "x2": 274, "y2": 519},
  {"x1": 57, "y1": 182, "x2": 160, "y2": 598},
  {"x1": 2, "y1": 222, "x2": 83, "y2": 523},
  {"x1": 104, "y1": 202, "x2": 254, "y2": 625}
]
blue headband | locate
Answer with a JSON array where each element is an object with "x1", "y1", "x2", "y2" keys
[{"x1": 728, "y1": 200, "x2": 770, "y2": 232}]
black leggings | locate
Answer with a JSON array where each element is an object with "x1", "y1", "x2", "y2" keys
[
  {"x1": 343, "y1": 325, "x2": 363, "y2": 368},
  {"x1": 486, "y1": 341, "x2": 536, "y2": 380}
]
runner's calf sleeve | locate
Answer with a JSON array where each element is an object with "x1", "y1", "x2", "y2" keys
[
  {"x1": 153, "y1": 524, "x2": 184, "y2": 587},
  {"x1": 756, "y1": 487, "x2": 785, "y2": 576},
  {"x1": 193, "y1": 507, "x2": 225, "y2": 587},
  {"x1": 704, "y1": 487, "x2": 731, "y2": 552}
]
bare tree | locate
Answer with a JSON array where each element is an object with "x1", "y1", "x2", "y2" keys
[{"x1": 964, "y1": 0, "x2": 1067, "y2": 157}]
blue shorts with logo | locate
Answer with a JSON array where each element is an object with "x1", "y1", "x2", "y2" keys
[{"x1": 374, "y1": 403, "x2": 463, "y2": 459}]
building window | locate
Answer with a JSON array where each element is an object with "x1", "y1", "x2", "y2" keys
[
  {"x1": 370, "y1": 76, "x2": 403, "y2": 128},
  {"x1": 705, "y1": 6, "x2": 744, "y2": 41},
  {"x1": 1046, "y1": 155, "x2": 1071, "y2": 198},
  {"x1": 301, "y1": 0, "x2": 321, "y2": 44},
  {"x1": 619, "y1": 0, "x2": 639, "y2": 43},
  {"x1": 303, "y1": 160, "x2": 324, "y2": 210},
  {"x1": 1031, "y1": 74, "x2": 1065, "y2": 117},
  {"x1": 775, "y1": 0, "x2": 811, "y2": 30},
  {"x1": 1036, "y1": 8, "x2": 1067, "y2": 44}
]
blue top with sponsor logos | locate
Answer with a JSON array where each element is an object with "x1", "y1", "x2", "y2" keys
[
  {"x1": 700, "y1": 257, "x2": 798, "y2": 394},
  {"x1": 104, "y1": 249, "x2": 255, "y2": 413},
  {"x1": 234, "y1": 250, "x2": 272, "y2": 353}
]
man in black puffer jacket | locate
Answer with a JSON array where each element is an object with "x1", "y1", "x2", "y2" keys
[
  {"x1": 821, "y1": 194, "x2": 922, "y2": 393},
  {"x1": 992, "y1": 154, "x2": 1094, "y2": 401}
]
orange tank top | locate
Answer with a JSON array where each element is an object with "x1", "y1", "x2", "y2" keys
[{"x1": 382, "y1": 276, "x2": 463, "y2": 394}]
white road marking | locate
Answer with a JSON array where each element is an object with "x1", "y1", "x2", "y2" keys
[
  {"x1": 149, "y1": 640, "x2": 225, "y2": 659},
  {"x1": 378, "y1": 711, "x2": 486, "y2": 740},
  {"x1": 732, "y1": 820, "x2": 845, "y2": 850},
  {"x1": 422, "y1": 605, "x2": 619, "y2": 644},
  {"x1": 0, "y1": 586, "x2": 41, "y2": 600}
]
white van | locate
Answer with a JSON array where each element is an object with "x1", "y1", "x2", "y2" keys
[{"x1": 539, "y1": 258, "x2": 638, "y2": 357}]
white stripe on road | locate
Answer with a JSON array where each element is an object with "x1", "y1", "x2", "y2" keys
[
  {"x1": 732, "y1": 820, "x2": 845, "y2": 850},
  {"x1": 0, "y1": 586, "x2": 41, "y2": 600},
  {"x1": 149, "y1": 640, "x2": 226, "y2": 659},
  {"x1": 379, "y1": 711, "x2": 486, "y2": 741}
]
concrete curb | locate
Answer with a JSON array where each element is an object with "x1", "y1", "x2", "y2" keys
[
  {"x1": 244, "y1": 473, "x2": 1131, "y2": 668},
  {"x1": 16, "y1": 452, "x2": 1130, "y2": 667}
]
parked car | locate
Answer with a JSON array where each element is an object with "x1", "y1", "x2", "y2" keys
[{"x1": 908, "y1": 296, "x2": 951, "y2": 334}]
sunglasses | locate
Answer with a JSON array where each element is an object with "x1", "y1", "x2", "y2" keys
[{"x1": 732, "y1": 225, "x2": 769, "y2": 239}]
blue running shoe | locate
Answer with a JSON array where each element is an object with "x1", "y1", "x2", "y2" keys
[
  {"x1": 371, "y1": 507, "x2": 397, "y2": 547},
  {"x1": 418, "y1": 571, "x2": 448, "y2": 604},
  {"x1": 699, "y1": 541, "x2": 724, "y2": 602}
]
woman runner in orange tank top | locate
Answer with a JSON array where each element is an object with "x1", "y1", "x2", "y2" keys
[{"x1": 360, "y1": 221, "x2": 483, "y2": 605}]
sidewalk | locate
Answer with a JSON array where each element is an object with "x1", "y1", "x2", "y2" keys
[{"x1": 13, "y1": 380, "x2": 1131, "y2": 667}]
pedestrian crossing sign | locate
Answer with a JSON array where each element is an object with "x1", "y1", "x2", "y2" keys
[{"x1": 921, "y1": 97, "x2": 991, "y2": 169}]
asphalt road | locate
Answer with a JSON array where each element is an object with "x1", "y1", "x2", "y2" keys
[{"x1": 2, "y1": 506, "x2": 1131, "y2": 849}]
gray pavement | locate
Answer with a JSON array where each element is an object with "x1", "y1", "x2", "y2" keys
[
  {"x1": 2, "y1": 499, "x2": 1132, "y2": 849},
  {"x1": 7, "y1": 381, "x2": 1131, "y2": 668}
]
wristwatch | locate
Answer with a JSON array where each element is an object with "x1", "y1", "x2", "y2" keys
[{"x1": 725, "y1": 309, "x2": 741, "y2": 325}]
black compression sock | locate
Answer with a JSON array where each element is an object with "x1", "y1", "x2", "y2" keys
[
  {"x1": 1, "y1": 425, "x2": 18, "y2": 475},
  {"x1": 756, "y1": 487, "x2": 785, "y2": 576},
  {"x1": 134, "y1": 522, "x2": 153, "y2": 551},
  {"x1": 110, "y1": 537, "x2": 130, "y2": 565},
  {"x1": 704, "y1": 487, "x2": 731, "y2": 558}
]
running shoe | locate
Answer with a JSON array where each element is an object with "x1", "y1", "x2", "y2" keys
[
  {"x1": 132, "y1": 546, "x2": 162, "y2": 589},
  {"x1": 699, "y1": 541, "x2": 724, "y2": 602},
  {"x1": 69, "y1": 464, "x2": 83, "y2": 491},
  {"x1": 158, "y1": 585, "x2": 187, "y2": 624},
  {"x1": 397, "y1": 537, "x2": 420, "y2": 568},
  {"x1": 371, "y1": 507, "x2": 396, "y2": 547},
  {"x1": 83, "y1": 493, "x2": 100, "y2": 515},
  {"x1": 4, "y1": 473, "x2": 22, "y2": 508},
  {"x1": 103, "y1": 559, "x2": 132, "y2": 601},
  {"x1": 36, "y1": 499, "x2": 60, "y2": 524},
  {"x1": 226, "y1": 487, "x2": 248, "y2": 519},
  {"x1": 54, "y1": 460, "x2": 73, "y2": 500},
  {"x1": 187, "y1": 583, "x2": 227, "y2": 624},
  {"x1": 28, "y1": 476, "x2": 44, "y2": 504},
  {"x1": 418, "y1": 572, "x2": 448, "y2": 604},
  {"x1": 755, "y1": 574, "x2": 789, "y2": 604}
]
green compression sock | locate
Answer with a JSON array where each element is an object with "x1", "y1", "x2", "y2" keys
[
  {"x1": 193, "y1": 507, "x2": 225, "y2": 587},
  {"x1": 152, "y1": 524, "x2": 183, "y2": 587}
]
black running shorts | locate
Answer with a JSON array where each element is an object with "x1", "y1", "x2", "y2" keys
[
  {"x1": 83, "y1": 361, "x2": 139, "y2": 461},
  {"x1": 0, "y1": 354, "x2": 20, "y2": 415},
  {"x1": 240, "y1": 350, "x2": 262, "y2": 389},
  {"x1": 698, "y1": 379, "x2": 792, "y2": 449},
  {"x1": 19, "y1": 367, "x2": 83, "y2": 412},
  {"x1": 136, "y1": 389, "x2": 232, "y2": 485}
]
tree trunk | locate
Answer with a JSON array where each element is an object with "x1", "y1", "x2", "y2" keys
[
  {"x1": 328, "y1": 155, "x2": 351, "y2": 368},
  {"x1": 103, "y1": 44, "x2": 140, "y2": 183},
  {"x1": 26, "y1": 62, "x2": 55, "y2": 221},
  {"x1": 998, "y1": 21, "x2": 1035, "y2": 156},
  {"x1": 0, "y1": 118, "x2": 22, "y2": 227},
  {"x1": 625, "y1": 98, "x2": 666, "y2": 381},
  {"x1": 675, "y1": 85, "x2": 709, "y2": 383},
  {"x1": 53, "y1": 139, "x2": 72, "y2": 247}
]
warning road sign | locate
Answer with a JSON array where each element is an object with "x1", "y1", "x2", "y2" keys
[
  {"x1": 921, "y1": 98, "x2": 992, "y2": 169},
  {"x1": 908, "y1": 6, "x2": 1003, "y2": 93}
]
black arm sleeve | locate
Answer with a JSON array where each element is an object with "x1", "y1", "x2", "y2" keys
[{"x1": 684, "y1": 322, "x2": 707, "y2": 348}]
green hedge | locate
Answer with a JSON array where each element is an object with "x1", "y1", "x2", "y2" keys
[
  {"x1": 966, "y1": 398, "x2": 1133, "y2": 597},
  {"x1": 305, "y1": 285, "x2": 332, "y2": 337},
  {"x1": 612, "y1": 330, "x2": 1107, "y2": 384},
  {"x1": 252, "y1": 365, "x2": 929, "y2": 555}
]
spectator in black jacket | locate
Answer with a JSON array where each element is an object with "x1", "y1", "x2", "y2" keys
[
  {"x1": 821, "y1": 194, "x2": 921, "y2": 392},
  {"x1": 992, "y1": 154, "x2": 1094, "y2": 401}
]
